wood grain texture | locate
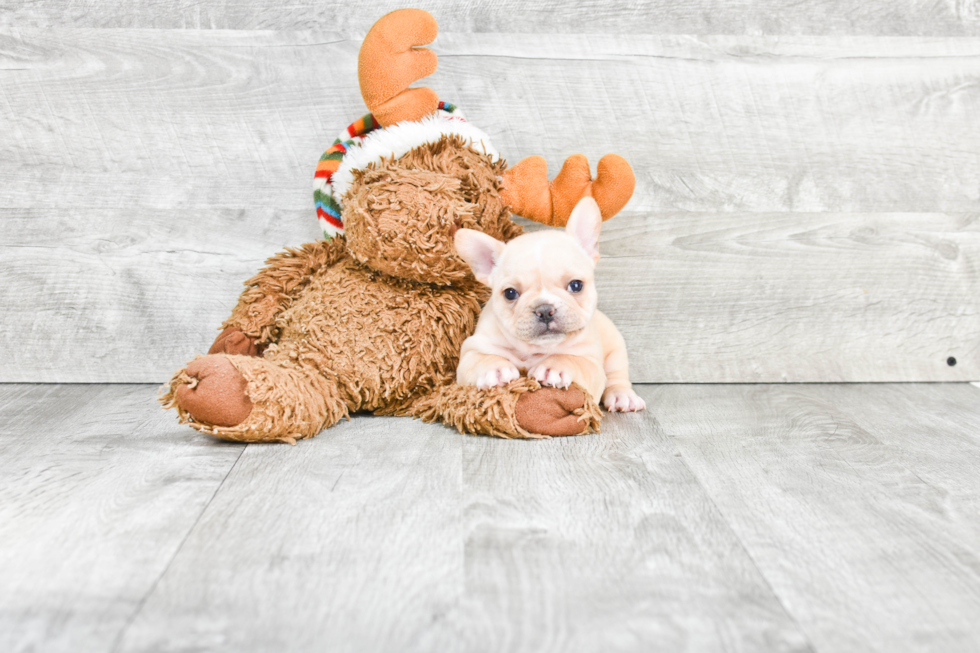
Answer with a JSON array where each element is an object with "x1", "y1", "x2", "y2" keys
[
  {"x1": 0, "y1": 384, "x2": 245, "y2": 653},
  {"x1": 2, "y1": 30, "x2": 979, "y2": 382},
  {"x1": 3, "y1": 0, "x2": 980, "y2": 35},
  {"x1": 2, "y1": 31, "x2": 980, "y2": 213},
  {"x1": 653, "y1": 382, "x2": 980, "y2": 653},
  {"x1": 594, "y1": 211, "x2": 980, "y2": 383},
  {"x1": 0, "y1": 208, "x2": 320, "y2": 382},
  {"x1": 2, "y1": 210, "x2": 976, "y2": 383},
  {"x1": 452, "y1": 409, "x2": 812, "y2": 652},
  {"x1": 115, "y1": 397, "x2": 812, "y2": 653},
  {"x1": 115, "y1": 412, "x2": 468, "y2": 653},
  {"x1": 818, "y1": 383, "x2": 980, "y2": 532},
  {"x1": 8, "y1": 383, "x2": 980, "y2": 651}
]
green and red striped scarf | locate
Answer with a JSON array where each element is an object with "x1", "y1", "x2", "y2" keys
[{"x1": 313, "y1": 102, "x2": 459, "y2": 239}]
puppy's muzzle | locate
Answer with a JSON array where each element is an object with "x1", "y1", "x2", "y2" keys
[{"x1": 534, "y1": 303, "x2": 556, "y2": 324}]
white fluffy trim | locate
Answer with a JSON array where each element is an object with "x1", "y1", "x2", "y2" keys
[{"x1": 331, "y1": 113, "x2": 499, "y2": 201}]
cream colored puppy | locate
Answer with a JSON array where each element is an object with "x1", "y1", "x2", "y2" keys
[{"x1": 454, "y1": 196, "x2": 645, "y2": 412}]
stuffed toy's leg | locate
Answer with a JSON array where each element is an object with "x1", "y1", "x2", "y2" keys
[
  {"x1": 398, "y1": 378, "x2": 602, "y2": 439},
  {"x1": 161, "y1": 238, "x2": 350, "y2": 443},
  {"x1": 161, "y1": 354, "x2": 348, "y2": 444}
]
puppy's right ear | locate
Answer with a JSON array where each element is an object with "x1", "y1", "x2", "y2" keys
[{"x1": 454, "y1": 228, "x2": 506, "y2": 285}]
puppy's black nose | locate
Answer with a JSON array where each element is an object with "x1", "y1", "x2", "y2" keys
[{"x1": 534, "y1": 304, "x2": 556, "y2": 323}]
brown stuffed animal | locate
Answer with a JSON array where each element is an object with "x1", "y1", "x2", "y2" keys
[{"x1": 161, "y1": 9, "x2": 635, "y2": 443}]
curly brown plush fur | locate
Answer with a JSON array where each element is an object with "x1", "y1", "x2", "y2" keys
[
  {"x1": 401, "y1": 379, "x2": 602, "y2": 440},
  {"x1": 344, "y1": 135, "x2": 520, "y2": 284},
  {"x1": 161, "y1": 7, "x2": 636, "y2": 443},
  {"x1": 162, "y1": 136, "x2": 602, "y2": 443},
  {"x1": 220, "y1": 238, "x2": 349, "y2": 346}
]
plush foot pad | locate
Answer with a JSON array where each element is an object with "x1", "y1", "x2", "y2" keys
[
  {"x1": 515, "y1": 385, "x2": 593, "y2": 436},
  {"x1": 174, "y1": 356, "x2": 253, "y2": 427},
  {"x1": 208, "y1": 327, "x2": 264, "y2": 357}
]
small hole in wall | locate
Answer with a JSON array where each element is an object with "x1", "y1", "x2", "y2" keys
[{"x1": 947, "y1": 357, "x2": 957, "y2": 367}]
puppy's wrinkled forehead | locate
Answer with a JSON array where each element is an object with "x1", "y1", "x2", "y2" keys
[{"x1": 493, "y1": 232, "x2": 593, "y2": 287}]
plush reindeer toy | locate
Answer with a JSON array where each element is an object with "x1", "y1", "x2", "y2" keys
[{"x1": 162, "y1": 9, "x2": 635, "y2": 443}]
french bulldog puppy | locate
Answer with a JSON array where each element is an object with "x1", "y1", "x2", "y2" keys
[{"x1": 454, "y1": 197, "x2": 645, "y2": 412}]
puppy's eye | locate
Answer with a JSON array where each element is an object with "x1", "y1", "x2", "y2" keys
[
  {"x1": 567, "y1": 280, "x2": 584, "y2": 293},
  {"x1": 503, "y1": 288, "x2": 520, "y2": 301}
]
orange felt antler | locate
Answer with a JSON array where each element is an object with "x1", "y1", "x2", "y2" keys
[
  {"x1": 501, "y1": 154, "x2": 636, "y2": 227},
  {"x1": 358, "y1": 9, "x2": 441, "y2": 127}
]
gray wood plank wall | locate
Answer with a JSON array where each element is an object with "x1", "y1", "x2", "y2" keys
[
  {"x1": 4, "y1": 1, "x2": 980, "y2": 34},
  {"x1": 1, "y1": 6, "x2": 978, "y2": 382}
]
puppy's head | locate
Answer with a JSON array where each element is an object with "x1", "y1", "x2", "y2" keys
[{"x1": 455, "y1": 196, "x2": 602, "y2": 345}]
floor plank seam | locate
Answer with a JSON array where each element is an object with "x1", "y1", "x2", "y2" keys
[
  {"x1": 107, "y1": 442, "x2": 249, "y2": 653},
  {"x1": 665, "y1": 431, "x2": 821, "y2": 653}
]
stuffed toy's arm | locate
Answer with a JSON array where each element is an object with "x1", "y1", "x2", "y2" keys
[
  {"x1": 214, "y1": 238, "x2": 348, "y2": 352},
  {"x1": 501, "y1": 153, "x2": 635, "y2": 227}
]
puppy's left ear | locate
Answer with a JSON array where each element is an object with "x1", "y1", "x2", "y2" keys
[
  {"x1": 455, "y1": 228, "x2": 506, "y2": 285},
  {"x1": 566, "y1": 196, "x2": 602, "y2": 264}
]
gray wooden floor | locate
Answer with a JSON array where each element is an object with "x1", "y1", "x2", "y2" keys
[{"x1": 3, "y1": 383, "x2": 979, "y2": 653}]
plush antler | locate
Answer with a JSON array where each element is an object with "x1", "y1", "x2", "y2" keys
[
  {"x1": 501, "y1": 154, "x2": 636, "y2": 227},
  {"x1": 358, "y1": 9, "x2": 441, "y2": 127}
]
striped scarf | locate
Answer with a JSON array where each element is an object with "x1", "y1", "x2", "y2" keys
[{"x1": 313, "y1": 102, "x2": 459, "y2": 239}]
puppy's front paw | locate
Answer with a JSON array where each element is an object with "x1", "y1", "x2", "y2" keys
[
  {"x1": 529, "y1": 363, "x2": 574, "y2": 389},
  {"x1": 602, "y1": 387, "x2": 646, "y2": 412},
  {"x1": 476, "y1": 363, "x2": 521, "y2": 389}
]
